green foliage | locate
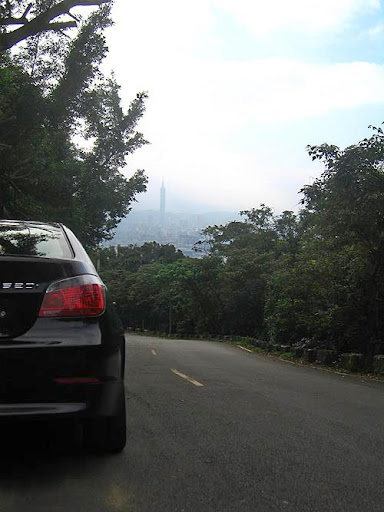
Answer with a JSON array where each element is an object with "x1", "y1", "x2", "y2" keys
[
  {"x1": 193, "y1": 205, "x2": 302, "y2": 337},
  {"x1": 97, "y1": 244, "x2": 186, "y2": 331},
  {"x1": 97, "y1": 125, "x2": 384, "y2": 357},
  {"x1": 0, "y1": 2, "x2": 148, "y2": 247},
  {"x1": 265, "y1": 240, "x2": 366, "y2": 350},
  {"x1": 267, "y1": 126, "x2": 384, "y2": 354}
]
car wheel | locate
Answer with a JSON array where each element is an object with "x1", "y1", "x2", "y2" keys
[{"x1": 83, "y1": 398, "x2": 126, "y2": 454}]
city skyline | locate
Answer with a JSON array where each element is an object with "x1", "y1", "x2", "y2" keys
[
  {"x1": 160, "y1": 180, "x2": 166, "y2": 216},
  {"x1": 108, "y1": 209, "x2": 240, "y2": 256}
]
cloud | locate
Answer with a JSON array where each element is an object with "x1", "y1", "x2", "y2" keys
[
  {"x1": 119, "y1": 56, "x2": 384, "y2": 211},
  {"x1": 108, "y1": 0, "x2": 215, "y2": 59},
  {"x1": 134, "y1": 58, "x2": 384, "y2": 133},
  {"x1": 211, "y1": 0, "x2": 381, "y2": 37},
  {"x1": 105, "y1": 0, "x2": 384, "y2": 213},
  {"x1": 366, "y1": 23, "x2": 384, "y2": 38},
  {"x1": 107, "y1": 1, "x2": 384, "y2": 127}
]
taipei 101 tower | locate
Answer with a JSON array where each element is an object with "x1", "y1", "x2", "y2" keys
[{"x1": 160, "y1": 180, "x2": 166, "y2": 221}]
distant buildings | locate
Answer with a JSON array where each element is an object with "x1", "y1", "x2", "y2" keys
[
  {"x1": 106, "y1": 183, "x2": 239, "y2": 256},
  {"x1": 108, "y1": 210, "x2": 239, "y2": 257},
  {"x1": 160, "y1": 180, "x2": 166, "y2": 219}
]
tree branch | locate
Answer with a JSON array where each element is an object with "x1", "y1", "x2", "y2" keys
[
  {"x1": 0, "y1": 3, "x2": 32, "y2": 25},
  {"x1": 0, "y1": 0, "x2": 110, "y2": 51},
  {"x1": 22, "y1": 4, "x2": 33, "y2": 18},
  {"x1": 0, "y1": 17, "x2": 28, "y2": 25},
  {"x1": 44, "y1": 21, "x2": 78, "y2": 31}
]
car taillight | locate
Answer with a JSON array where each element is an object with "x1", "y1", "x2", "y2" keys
[{"x1": 39, "y1": 275, "x2": 105, "y2": 318}]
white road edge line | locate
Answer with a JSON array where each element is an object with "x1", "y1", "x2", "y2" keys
[
  {"x1": 171, "y1": 369, "x2": 204, "y2": 387},
  {"x1": 238, "y1": 345, "x2": 253, "y2": 353}
]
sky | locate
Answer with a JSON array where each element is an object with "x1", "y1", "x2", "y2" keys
[{"x1": 104, "y1": 0, "x2": 384, "y2": 214}]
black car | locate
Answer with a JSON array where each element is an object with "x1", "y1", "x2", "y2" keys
[{"x1": 0, "y1": 219, "x2": 126, "y2": 453}]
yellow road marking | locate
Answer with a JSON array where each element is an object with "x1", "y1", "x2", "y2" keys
[
  {"x1": 151, "y1": 349, "x2": 157, "y2": 356},
  {"x1": 171, "y1": 368, "x2": 204, "y2": 387}
]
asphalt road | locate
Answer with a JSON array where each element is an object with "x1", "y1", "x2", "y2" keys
[{"x1": 0, "y1": 334, "x2": 383, "y2": 512}]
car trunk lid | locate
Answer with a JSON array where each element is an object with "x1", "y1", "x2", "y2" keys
[{"x1": 0, "y1": 258, "x2": 90, "y2": 338}]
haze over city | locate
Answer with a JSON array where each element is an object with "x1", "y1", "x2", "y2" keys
[{"x1": 104, "y1": 0, "x2": 384, "y2": 214}]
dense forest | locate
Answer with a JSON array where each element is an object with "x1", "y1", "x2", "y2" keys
[{"x1": 2, "y1": 1, "x2": 384, "y2": 358}]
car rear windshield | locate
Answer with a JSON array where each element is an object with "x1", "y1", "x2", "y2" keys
[{"x1": 0, "y1": 223, "x2": 73, "y2": 259}]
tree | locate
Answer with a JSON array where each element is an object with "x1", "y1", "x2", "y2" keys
[
  {"x1": 298, "y1": 127, "x2": 384, "y2": 353},
  {"x1": 0, "y1": 3, "x2": 148, "y2": 246},
  {"x1": 0, "y1": 0, "x2": 110, "y2": 51},
  {"x1": 265, "y1": 237, "x2": 366, "y2": 349},
  {"x1": 193, "y1": 206, "x2": 302, "y2": 337},
  {"x1": 97, "y1": 245, "x2": 187, "y2": 332},
  {"x1": 263, "y1": 126, "x2": 384, "y2": 353},
  {"x1": 96, "y1": 243, "x2": 184, "y2": 274}
]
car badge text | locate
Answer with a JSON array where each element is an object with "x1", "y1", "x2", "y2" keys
[{"x1": 0, "y1": 283, "x2": 38, "y2": 289}]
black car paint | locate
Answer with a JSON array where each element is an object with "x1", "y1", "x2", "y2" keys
[{"x1": 0, "y1": 221, "x2": 125, "y2": 423}]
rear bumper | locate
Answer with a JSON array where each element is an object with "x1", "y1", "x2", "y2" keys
[
  {"x1": 0, "y1": 345, "x2": 125, "y2": 420},
  {"x1": 0, "y1": 380, "x2": 125, "y2": 420}
]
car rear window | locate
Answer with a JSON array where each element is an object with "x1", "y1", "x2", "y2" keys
[{"x1": 0, "y1": 224, "x2": 73, "y2": 259}]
